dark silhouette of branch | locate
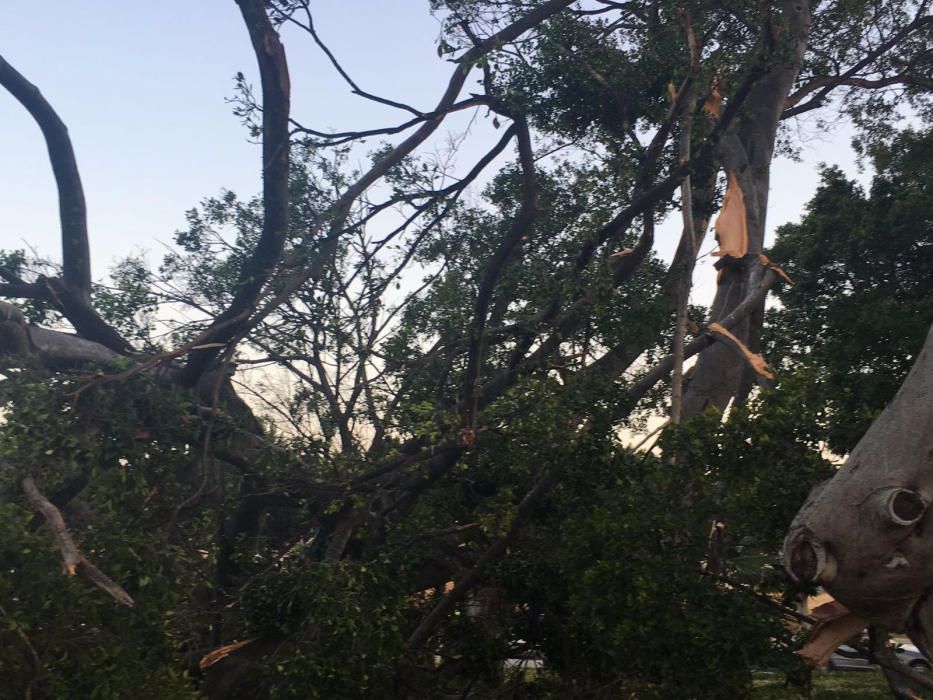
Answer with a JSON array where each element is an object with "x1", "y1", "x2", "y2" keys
[
  {"x1": 189, "y1": 0, "x2": 579, "y2": 377},
  {"x1": 407, "y1": 469, "x2": 560, "y2": 648},
  {"x1": 782, "y1": 11, "x2": 932, "y2": 120},
  {"x1": 180, "y1": 0, "x2": 291, "y2": 385},
  {"x1": 290, "y1": 96, "x2": 486, "y2": 147},
  {"x1": 277, "y1": 2, "x2": 423, "y2": 117},
  {"x1": 462, "y1": 114, "x2": 539, "y2": 430},
  {"x1": 0, "y1": 55, "x2": 90, "y2": 301}
]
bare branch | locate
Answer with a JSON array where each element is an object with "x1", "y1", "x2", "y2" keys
[
  {"x1": 180, "y1": 0, "x2": 291, "y2": 385},
  {"x1": 0, "y1": 55, "x2": 90, "y2": 301},
  {"x1": 670, "y1": 12, "x2": 702, "y2": 425},
  {"x1": 0, "y1": 57, "x2": 132, "y2": 353},
  {"x1": 782, "y1": 11, "x2": 933, "y2": 120},
  {"x1": 462, "y1": 113, "x2": 538, "y2": 429},
  {"x1": 280, "y1": 3, "x2": 423, "y2": 116}
]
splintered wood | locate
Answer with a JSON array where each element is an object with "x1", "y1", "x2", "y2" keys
[
  {"x1": 714, "y1": 171, "x2": 749, "y2": 260},
  {"x1": 798, "y1": 612, "x2": 866, "y2": 668},
  {"x1": 706, "y1": 323, "x2": 774, "y2": 380},
  {"x1": 758, "y1": 254, "x2": 795, "y2": 285},
  {"x1": 199, "y1": 639, "x2": 257, "y2": 670}
]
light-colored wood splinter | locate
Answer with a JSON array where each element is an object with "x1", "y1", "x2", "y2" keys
[
  {"x1": 758, "y1": 254, "x2": 795, "y2": 285},
  {"x1": 199, "y1": 639, "x2": 257, "y2": 671},
  {"x1": 713, "y1": 171, "x2": 749, "y2": 259},
  {"x1": 798, "y1": 612, "x2": 866, "y2": 668},
  {"x1": 707, "y1": 323, "x2": 774, "y2": 380}
]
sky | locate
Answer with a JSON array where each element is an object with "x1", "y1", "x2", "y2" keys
[{"x1": 0, "y1": 1, "x2": 873, "y2": 309}]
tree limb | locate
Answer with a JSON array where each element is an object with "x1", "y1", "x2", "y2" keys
[
  {"x1": 180, "y1": 0, "x2": 291, "y2": 385},
  {"x1": 407, "y1": 469, "x2": 560, "y2": 648},
  {"x1": 183, "y1": 0, "x2": 579, "y2": 387},
  {"x1": 22, "y1": 475, "x2": 134, "y2": 607},
  {"x1": 0, "y1": 55, "x2": 91, "y2": 301},
  {"x1": 0, "y1": 57, "x2": 132, "y2": 354},
  {"x1": 782, "y1": 11, "x2": 933, "y2": 120},
  {"x1": 625, "y1": 268, "x2": 780, "y2": 403}
]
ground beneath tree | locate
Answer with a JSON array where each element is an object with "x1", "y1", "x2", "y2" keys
[{"x1": 753, "y1": 670, "x2": 896, "y2": 698}]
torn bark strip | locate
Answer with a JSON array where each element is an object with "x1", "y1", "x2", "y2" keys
[
  {"x1": 22, "y1": 476, "x2": 135, "y2": 607},
  {"x1": 200, "y1": 639, "x2": 256, "y2": 671}
]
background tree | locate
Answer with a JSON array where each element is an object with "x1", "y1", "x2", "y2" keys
[{"x1": 765, "y1": 126, "x2": 933, "y2": 454}]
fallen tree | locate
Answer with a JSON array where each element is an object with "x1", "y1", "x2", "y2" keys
[{"x1": 1, "y1": 0, "x2": 931, "y2": 697}]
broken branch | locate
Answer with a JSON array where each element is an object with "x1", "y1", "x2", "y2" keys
[
  {"x1": 706, "y1": 322, "x2": 774, "y2": 382},
  {"x1": 22, "y1": 475, "x2": 134, "y2": 607}
]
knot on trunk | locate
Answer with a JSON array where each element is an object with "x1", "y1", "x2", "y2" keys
[
  {"x1": 870, "y1": 488, "x2": 926, "y2": 528},
  {"x1": 785, "y1": 529, "x2": 837, "y2": 584}
]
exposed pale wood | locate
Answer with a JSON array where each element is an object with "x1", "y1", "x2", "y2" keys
[
  {"x1": 200, "y1": 639, "x2": 256, "y2": 671},
  {"x1": 712, "y1": 171, "x2": 749, "y2": 259},
  {"x1": 680, "y1": 0, "x2": 811, "y2": 418},
  {"x1": 706, "y1": 323, "x2": 774, "y2": 381},
  {"x1": 797, "y1": 613, "x2": 867, "y2": 668}
]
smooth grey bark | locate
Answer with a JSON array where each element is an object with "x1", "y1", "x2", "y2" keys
[
  {"x1": 0, "y1": 300, "x2": 117, "y2": 368},
  {"x1": 681, "y1": 0, "x2": 811, "y2": 418},
  {"x1": 785, "y1": 322, "x2": 933, "y2": 653}
]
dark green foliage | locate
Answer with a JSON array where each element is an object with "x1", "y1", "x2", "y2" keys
[
  {"x1": 766, "y1": 127, "x2": 933, "y2": 454},
  {"x1": 0, "y1": 250, "x2": 63, "y2": 326},
  {"x1": 493, "y1": 388, "x2": 832, "y2": 698},
  {"x1": 239, "y1": 562, "x2": 411, "y2": 699},
  {"x1": 0, "y1": 372, "x2": 212, "y2": 699},
  {"x1": 0, "y1": 363, "x2": 833, "y2": 698}
]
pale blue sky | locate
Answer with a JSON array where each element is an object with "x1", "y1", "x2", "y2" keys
[
  {"x1": 0, "y1": 1, "x2": 867, "y2": 304},
  {"x1": 0, "y1": 2, "x2": 460, "y2": 274}
]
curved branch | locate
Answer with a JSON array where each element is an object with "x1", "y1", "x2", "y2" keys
[
  {"x1": 180, "y1": 0, "x2": 291, "y2": 385},
  {"x1": 782, "y1": 12, "x2": 933, "y2": 120},
  {"x1": 0, "y1": 55, "x2": 90, "y2": 301}
]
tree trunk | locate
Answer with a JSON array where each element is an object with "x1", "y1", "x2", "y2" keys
[
  {"x1": 784, "y1": 322, "x2": 933, "y2": 654},
  {"x1": 681, "y1": 0, "x2": 811, "y2": 418}
]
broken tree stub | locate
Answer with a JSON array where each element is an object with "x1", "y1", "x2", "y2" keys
[{"x1": 785, "y1": 323, "x2": 933, "y2": 653}]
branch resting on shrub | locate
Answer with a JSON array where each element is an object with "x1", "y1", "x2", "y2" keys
[{"x1": 22, "y1": 476, "x2": 134, "y2": 607}]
